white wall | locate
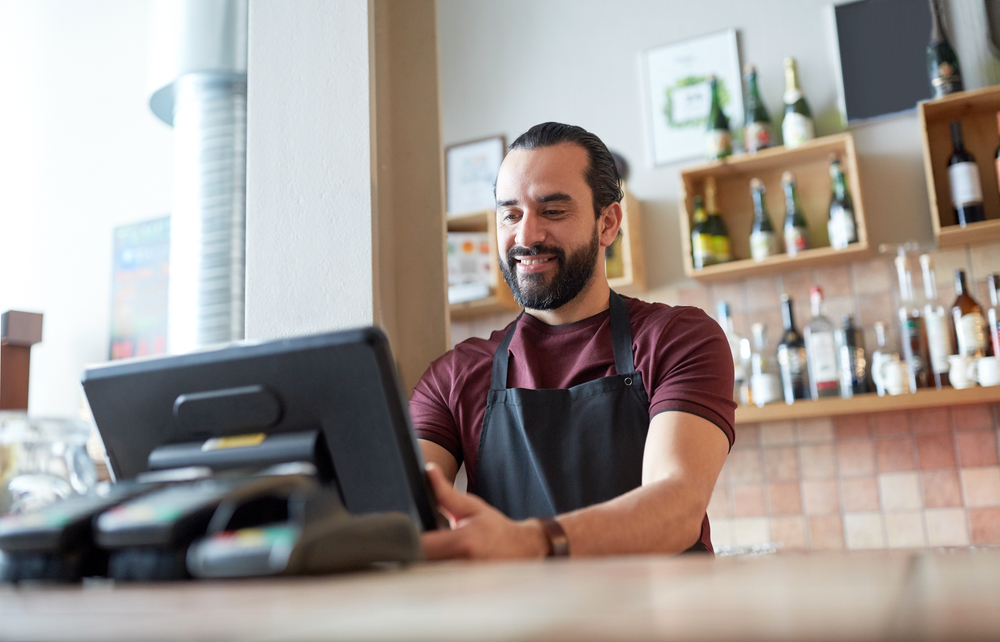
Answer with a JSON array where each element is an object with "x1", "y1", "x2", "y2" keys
[
  {"x1": 437, "y1": 0, "x2": 937, "y2": 293},
  {"x1": 0, "y1": 0, "x2": 173, "y2": 416}
]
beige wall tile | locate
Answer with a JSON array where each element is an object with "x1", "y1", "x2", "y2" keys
[
  {"x1": 729, "y1": 450, "x2": 764, "y2": 484},
  {"x1": 764, "y1": 446, "x2": 800, "y2": 481},
  {"x1": 709, "y1": 517, "x2": 734, "y2": 549},
  {"x1": 771, "y1": 516, "x2": 808, "y2": 551},
  {"x1": 745, "y1": 276, "x2": 781, "y2": 312},
  {"x1": 707, "y1": 484, "x2": 730, "y2": 520},
  {"x1": 885, "y1": 512, "x2": 927, "y2": 549},
  {"x1": 852, "y1": 258, "x2": 893, "y2": 294},
  {"x1": 712, "y1": 281, "x2": 748, "y2": 313},
  {"x1": 925, "y1": 508, "x2": 970, "y2": 547},
  {"x1": 814, "y1": 265, "x2": 852, "y2": 298},
  {"x1": 760, "y1": 421, "x2": 797, "y2": 446},
  {"x1": 879, "y1": 472, "x2": 922, "y2": 512},
  {"x1": 808, "y1": 515, "x2": 846, "y2": 550},
  {"x1": 952, "y1": 404, "x2": 994, "y2": 432},
  {"x1": 961, "y1": 467, "x2": 1000, "y2": 507},
  {"x1": 970, "y1": 242, "x2": 1000, "y2": 280},
  {"x1": 797, "y1": 418, "x2": 835, "y2": 443},
  {"x1": 843, "y1": 477, "x2": 881, "y2": 512},
  {"x1": 733, "y1": 424, "x2": 760, "y2": 450},
  {"x1": 732, "y1": 484, "x2": 766, "y2": 517},
  {"x1": 803, "y1": 480, "x2": 841, "y2": 515},
  {"x1": 800, "y1": 444, "x2": 837, "y2": 480},
  {"x1": 838, "y1": 440, "x2": 876, "y2": 477},
  {"x1": 910, "y1": 408, "x2": 951, "y2": 435},
  {"x1": 733, "y1": 517, "x2": 771, "y2": 547},
  {"x1": 844, "y1": 513, "x2": 887, "y2": 550}
]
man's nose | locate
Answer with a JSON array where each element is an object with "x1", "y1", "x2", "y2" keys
[{"x1": 514, "y1": 211, "x2": 545, "y2": 248}]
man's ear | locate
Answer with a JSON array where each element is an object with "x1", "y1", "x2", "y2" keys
[{"x1": 598, "y1": 202, "x2": 623, "y2": 248}]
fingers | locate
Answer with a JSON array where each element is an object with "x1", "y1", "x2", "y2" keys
[
  {"x1": 426, "y1": 463, "x2": 485, "y2": 522},
  {"x1": 421, "y1": 529, "x2": 472, "y2": 561}
]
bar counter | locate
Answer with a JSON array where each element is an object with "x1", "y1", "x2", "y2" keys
[{"x1": 3, "y1": 548, "x2": 1000, "y2": 641}]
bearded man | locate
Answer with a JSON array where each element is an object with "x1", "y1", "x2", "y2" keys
[{"x1": 410, "y1": 122, "x2": 735, "y2": 559}]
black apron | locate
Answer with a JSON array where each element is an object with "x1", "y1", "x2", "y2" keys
[{"x1": 474, "y1": 291, "x2": 650, "y2": 520}]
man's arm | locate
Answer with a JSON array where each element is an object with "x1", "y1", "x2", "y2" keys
[
  {"x1": 422, "y1": 410, "x2": 729, "y2": 559},
  {"x1": 419, "y1": 439, "x2": 459, "y2": 485}
]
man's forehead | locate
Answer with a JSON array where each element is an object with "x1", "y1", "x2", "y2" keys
[{"x1": 495, "y1": 143, "x2": 589, "y2": 200}]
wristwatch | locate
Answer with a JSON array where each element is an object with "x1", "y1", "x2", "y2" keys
[{"x1": 539, "y1": 517, "x2": 569, "y2": 558}]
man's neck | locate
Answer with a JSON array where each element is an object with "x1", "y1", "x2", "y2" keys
[{"x1": 525, "y1": 277, "x2": 611, "y2": 326}]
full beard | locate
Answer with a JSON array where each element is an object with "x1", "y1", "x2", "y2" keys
[{"x1": 498, "y1": 224, "x2": 600, "y2": 311}]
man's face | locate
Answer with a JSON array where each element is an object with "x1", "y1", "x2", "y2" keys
[{"x1": 494, "y1": 143, "x2": 602, "y2": 311}]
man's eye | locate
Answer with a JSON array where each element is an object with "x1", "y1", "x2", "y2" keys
[{"x1": 544, "y1": 210, "x2": 563, "y2": 216}]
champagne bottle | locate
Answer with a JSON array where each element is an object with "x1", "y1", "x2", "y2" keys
[
  {"x1": 948, "y1": 121, "x2": 986, "y2": 226},
  {"x1": 836, "y1": 315, "x2": 868, "y2": 398},
  {"x1": 750, "y1": 323, "x2": 783, "y2": 407},
  {"x1": 804, "y1": 286, "x2": 840, "y2": 398},
  {"x1": 782, "y1": 171, "x2": 810, "y2": 257},
  {"x1": 827, "y1": 158, "x2": 859, "y2": 250},
  {"x1": 927, "y1": 0, "x2": 964, "y2": 98},
  {"x1": 743, "y1": 65, "x2": 772, "y2": 154},
  {"x1": 690, "y1": 195, "x2": 715, "y2": 269},
  {"x1": 988, "y1": 273, "x2": 1000, "y2": 358},
  {"x1": 781, "y1": 58, "x2": 815, "y2": 149},
  {"x1": 706, "y1": 75, "x2": 732, "y2": 161},
  {"x1": 919, "y1": 254, "x2": 953, "y2": 387},
  {"x1": 896, "y1": 253, "x2": 930, "y2": 392},
  {"x1": 777, "y1": 295, "x2": 809, "y2": 404},
  {"x1": 705, "y1": 177, "x2": 731, "y2": 263},
  {"x1": 749, "y1": 178, "x2": 779, "y2": 261},
  {"x1": 952, "y1": 269, "x2": 990, "y2": 357}
]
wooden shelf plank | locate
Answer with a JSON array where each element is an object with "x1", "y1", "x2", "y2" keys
[
  {"x1": 936, "y1": 218, "x2": 1000, "y2": 248},
  {"x1": 683, "y1": 242, "x2": 869, "y2": 282},
  {"x1": 448, "y1": 295, "x2": 521, "y2": 321},
  {"x1": 735, "y1": 385, "x2": 1000, "y2": 424}
]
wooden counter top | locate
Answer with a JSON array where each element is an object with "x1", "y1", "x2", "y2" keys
[{"x1": 3, "y1": 549, "x2": 1000, "y2": 641}]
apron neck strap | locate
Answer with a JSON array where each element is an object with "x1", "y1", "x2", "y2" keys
[{"x1": 490, "y1": 291, "x2": 636, "y2": 390}]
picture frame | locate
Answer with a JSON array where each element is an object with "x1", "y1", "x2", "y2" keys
[
  {"x1": 642, "y1": 29, "x2": 743, "y2": 166},
  {"x1": 446, "y1": 135, "x2": 506, "y2": 215}
]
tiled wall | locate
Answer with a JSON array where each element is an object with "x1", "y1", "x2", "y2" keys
[{"x1": 710, "y1": 404, "x2": 1000, "y2": 550}]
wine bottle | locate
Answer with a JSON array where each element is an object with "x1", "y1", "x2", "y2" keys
[
  {"x1": 827, "y1": 158, "x2": 858, "y2": 250},
  {"x1": 804, "y1": 286, "x2": 840, "y2": 398},
  {"x1": 836, "y1": 315, "x2": 868, "y2": 398},
  {"x1": 927, "y1": 0, "x2": 964, "y2": 98},
  {"x1": 705, "y1": 177, "x2": 731, "y2": 263},
  {"x1": 871, "y1": 321, "x2": 891, "y2": 396},
  {"x1": 750, "y1": 323, "x2": 783, "y2": 407},
  {"x1": 948, "y1": 121, "x2": 986, "y2": 227},
  {"x1": 952, "y1": 269, "x2": 990, "y2": 357},
  {"x1": 781, "y1": 58, "x2": 815, "y2": 149},
  {"x1": 896, "y1": 253, "x2": 930, "y2": 392},
  {"x1": 749, "y1": 178, "x2": 779, "y2": 261},
  {"x1": 989, "y1": 273, "x2": 1000, "y2": 358},
  {"x1": 777, "y1": 295, "x2": 809, "y2": 404},
  {"x1": 919, "y1": 254, "x2": 953, "y2": 388},
  {"x1": 782, "y1": 171, "x2": 810, "y2": 257},
  {"x1": 743, "y1": 65, "x2": 772, "y2": 154},
  {"x1": 690, "y1": 195, "x2": 715, "y2": 269},
  {"x1": 718, "y1": 301, "x2": 747, "y2": 404},
  {"x1": 706, "y1": 75, "x2": 732, "y2": 161}
]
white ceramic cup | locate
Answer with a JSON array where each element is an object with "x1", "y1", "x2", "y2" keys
[
  {"x1": 949, "y1": 354, "x2": 978, "y2": 389},
  {"x1": 969, "y1": 356, "x2": 1000, "y2": 387},
  {"x1": 873, "y1": 355, "x2": 910, "y2": 396}
]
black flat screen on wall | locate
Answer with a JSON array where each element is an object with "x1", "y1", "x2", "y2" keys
[{"x1": 835, "y1": 0, "x2": 933, "y2": 121}]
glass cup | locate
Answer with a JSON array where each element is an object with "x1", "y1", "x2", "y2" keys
[{"x1": 0, "y1": 412, "x2": 98, "y2": 515}]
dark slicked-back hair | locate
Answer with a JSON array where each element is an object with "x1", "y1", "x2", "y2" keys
[{"x1": 507, "y1": 122, "x2": 623, "y2": 218}]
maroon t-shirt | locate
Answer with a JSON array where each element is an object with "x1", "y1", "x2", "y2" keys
[{"x1": 410, "y1": 296, "x2": 736, "y2": 548}]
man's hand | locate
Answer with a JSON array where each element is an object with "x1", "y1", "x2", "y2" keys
[{"x1": 421, "y1": 463, "x2": 549, "y2": 560}]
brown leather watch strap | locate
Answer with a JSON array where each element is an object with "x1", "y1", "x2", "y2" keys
[{"x1": 538, "y1": 517, "x2": 569, "y2": 558}]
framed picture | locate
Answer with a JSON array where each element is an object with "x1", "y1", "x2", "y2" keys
[
  {"x1": 446, "y1": 135, "x2": 505, "y2": 215},
  {"x1": 642, "y1": 29, "x2": 743, "y2": 166}
]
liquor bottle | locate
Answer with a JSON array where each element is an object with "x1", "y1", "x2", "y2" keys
[
  {"x1": 750, "y1": 323, "x2": 783, "y2": 407},
  {"x1": 749, "y1": 178, "x2": 779, "y2": 261},
  {"x1": 706, "y1": 75, "x2": 732, "y2": 161},
  {"x1": 871, "y1": 321, "x2": 891, "y2": 396},
  {"x1": 919, "y1": 254, "x2": 953, "y2": 387},
  {"x1": 705, "y1": 177, "x2": 731, "y2": 263},
  {"x1": 743, "y1": 65, "x2": 772, "y2": 154},
  {"x1": 739, "y1": 337, "x2": 754, "y2": 406},
  {"x1": 927, "y1": 0, "x2": 964, "y2": 98},
  {"x1": 836, "y1": 315, "x2": 868, "y2": 398},
  {"x1": 781, "y1": 57, "x2": 815, "y2": 149},
  {"x1": 948, "y1": 121, "x2": 986, "y2": 227},
  {"x1": 804, "y1": 286, "x2": 840, "y2": 398},
  {"x1": 895, "y1": 253, "x2": 930, "y2": 392},
  {"x1": 827, "y1": 158, "x2": 859, "y2": 250},
  {"x1": 952, "y1": 269, "x2": 990, "y2": 357},
  {"x1": 718, "y1": 301, "x2": 747, "y2": 403},
  {"x1": 777, "y1": 295, "x2": 809, "y2": 404},
  {"x1": 690, "y1": 195, "x2": 715, "y2": 269},
  {"x1": 989, "y1": 274, "x2": 1000, "y2": 358},
  {"x1": 782, "y1": 171, "x2": 810, "y2": 257}
]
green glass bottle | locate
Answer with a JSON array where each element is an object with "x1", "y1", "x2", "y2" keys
[
  {"x1": 705, "y1": 75, "x2": 732, "y2": 161},
  {"x1": 743, "y1": 65, "x2": 772, "y2": 154},
  {"x1": 781, "y1": 171, "x2": 810, "y2": 257},
  {"x1": 927, "y1": 0, "x2": 963, "y2": 99},
  {"x1": 828, "y1": 158, "x2": 858, "y2": 250},
  {"x1": 690, "y1": 195, "x2": 715, "y2": 269},
  {"x1": 749, "y1": 178, "x2": 778, "y2": 261},
  {"x1": 705, "y1": 177, "x2": 731, "y2": 263},
  {"x1": 781, "y1": 58, "x2": 815, "y2": 149}
]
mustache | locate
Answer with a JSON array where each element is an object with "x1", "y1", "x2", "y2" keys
[{"x1": 505, "y1": 244, "x2": 566, "y2": 262}]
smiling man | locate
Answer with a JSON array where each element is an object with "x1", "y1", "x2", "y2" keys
[{"x1": 410, "y1": 122, "x2": 735, "y2": 559}]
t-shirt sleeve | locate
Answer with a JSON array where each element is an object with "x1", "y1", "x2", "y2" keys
[
  {"x1": 646, "y1": 306, "x2": 736, "y2": 448},
  {"x1": 408, "y1": 351, "x2": 464, "y2": 465}
]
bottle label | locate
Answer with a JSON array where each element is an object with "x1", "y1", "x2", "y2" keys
[
  {"x1": 712, "y1": 235, "x2": 731, "y2": 262},
  {"x1": 691, "y1": 232, "x2": 715, "y2": 268},
  {"x1": 706, "y1": 129, "x2": 733, "y2": 159},
  {"x1": 828, "y1": 205, "x2": 857, "y2": 250},
  {"x1": 931, "y1": 63, "x2": 962, "y2": 98},
  {"x1": 744, "y1": 121, "x2": 772, "y2": 153},
  {"x1": 807, "y1": 331, "x2": 839, "y2": 390},
  {"x1": 778, "y1": 345, "x2": 808, "y2": 400},
  {"x1": 784, "y1": 226, "x2": 809, "y2": 256},
  {"x1": 948, "y1": 162, "x2": 983, "y2": 208},
  {"x1": 749, "y1": 231, "x2": 777, "y2": 261},
  {"x1": 924, "y1": 309, "x2": 952, "y2": 374},
  {"x1": 957, "y1": 312, "x2": 988, "y2": 356},
  {"x1": 751, "y1": 372, "x2": 782, "y2": 406},
  {"x1": 782, "y1": 113, "x2": 814, "y2": 149}
]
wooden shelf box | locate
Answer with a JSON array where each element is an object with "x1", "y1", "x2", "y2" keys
[
  {"x1": 918, "y1": 84, "x2": 1000, "y2": 248},
  {"x1": 678, "y1": 133, "x2": 870, "y2": 282}
]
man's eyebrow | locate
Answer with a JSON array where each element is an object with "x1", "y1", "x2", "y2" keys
[
  {"x1": 496, "y1": 193, "x2": 573, "y2": 208},
  {"x1": 496, "y1": 198, "x2": 519, "y2": 208}
]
